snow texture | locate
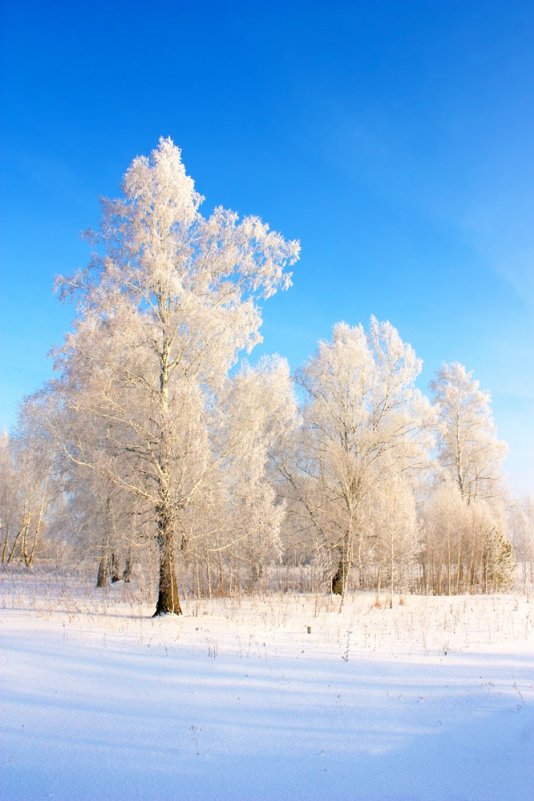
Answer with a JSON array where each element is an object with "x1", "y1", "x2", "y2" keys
[{"x1": 1, "y1": 573, "x2": 533, "y2": 801}]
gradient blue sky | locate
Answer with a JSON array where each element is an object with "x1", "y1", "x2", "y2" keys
[{"x1": 1, "y1": 0, "x2": 533, "y2": 494}]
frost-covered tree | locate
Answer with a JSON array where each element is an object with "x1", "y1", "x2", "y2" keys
[
  {"x1": 283, "y1": 318, "x2": 432, "y2": 595},
  {"x1": 0, "y1": 432, "x2": 18, "y2": 563},
  {"x1": 506, "y1": 495, "x2": 534, "y2": 584},
  {"x1": 0, "y1": 398, "x2": 56, "y2": 567},
  {"x1": 425, "y1": 363, "x2": 513, "y2": 592},
  {"x1": 368, "y1": 471, "x2": 420, "y2": 604},
  {"x1": 421, "y1": 482, "x2": 515, "y2": 594},
  {"x1": 224, "y1": 356, "x2": 297, "y2": 588},
  {"x1": 168, "y1": 356, "x2": 297, "y2": 597},
  {"x1": 59, "y1": 463, "x2": 143, "y2": 586},
  {"x1": 431, "y1": 363, "x2": 507, "y2": 503},
  {"x1": 53, "y1": 138, "x2": 299, "y2": 615}
]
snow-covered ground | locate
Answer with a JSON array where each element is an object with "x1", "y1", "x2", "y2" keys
[{"x1": 1, "y1": 571, "x2": 533, "y2": 801}]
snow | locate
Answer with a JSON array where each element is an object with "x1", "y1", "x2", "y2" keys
[{"x1": 1, "y1": 572, "x2": 533, "y2": 801}]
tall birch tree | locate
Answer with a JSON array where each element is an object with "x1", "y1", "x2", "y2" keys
[{"x1": 53, "y1": 138, "x2": 299, "y2": 615}]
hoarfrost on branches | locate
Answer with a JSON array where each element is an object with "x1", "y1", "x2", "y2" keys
[{"x1": 51, "y1": 138, "x2": 299, "y2": 615}]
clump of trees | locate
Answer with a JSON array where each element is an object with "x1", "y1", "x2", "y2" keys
[
  {"x1": 0, "y1": 399, "x2": 55, "y2": 567},
  {"x1": 1, "y1": 139, "x2": 528, "y2": 612}
]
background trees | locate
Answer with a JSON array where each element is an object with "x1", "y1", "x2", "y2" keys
[
  {"x1": 368, "y1": 473, "x2": 420, "y2": 604},
  {"x1": 507, "y1": 496, "x2": 534, "y2": 585},
  {"x1": 0, "y1": 398, "x2": 56, "y2": 567},
  {"x1": 171, "y1": 356, "x2": 297, "y2": 597},
  {"x1": 222, "y1": 357, "x2": 297, "y2": 589},
  {"x1": 421, "y1": 485, "x2": 515, "y2": 594}
]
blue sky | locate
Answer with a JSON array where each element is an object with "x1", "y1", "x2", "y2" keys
[{"x1": 1, "y1": 0, "x2": 533, "y2": 494}]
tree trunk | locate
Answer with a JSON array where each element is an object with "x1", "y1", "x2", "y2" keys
[
  {"x1": 97, "y1": 496, "x2": 115, "y2": 587},
  {"x1": 7, "y1": 515, "x2": 29, "y2": 564},
  {"x1": 96, "y1": 553, "x2": 110, "y2": 587},
  {"x1": 122, "y1": 553, "x2": 133, "y2": 583},
  {"x1": 1, "y1": 523, "x2": 10, "y2": 564},
  {"x1": 96, "y1": 521, "x2": 111, "y2": 588},
  {"x1": 26, "y1": 475, "x2": 50, "y2": 567},
  {"x1": 247, "y1": 560, "x2": 263, "y2": 591},
  {"x1": 110, "y1": 552, "x2": 121, "y2": 583},
  {"x1": 153, "y1": 514, "x2": 182, "y2": 616},
  {"x1": 331, "y1": 551, "x2": 350, "y2": 595},
  {"x1": 153, "y1": 321, "x2": 181, "y2": 616}
]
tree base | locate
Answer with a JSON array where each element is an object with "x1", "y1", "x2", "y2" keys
[
  {"x1": 152, "y1": 608, "x2": 182, "y2": 618},
  {"x1": 331, "y1": 560, "x2": 349, "y2": 595}
]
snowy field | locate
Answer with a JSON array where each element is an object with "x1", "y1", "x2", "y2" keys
[{"x1": 1, "y1": 571, "x2": 533, "y2": 801}]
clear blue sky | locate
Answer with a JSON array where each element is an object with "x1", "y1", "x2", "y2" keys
[{"x1": 1, "y1": 0, "x2": 533, "y2": 495}]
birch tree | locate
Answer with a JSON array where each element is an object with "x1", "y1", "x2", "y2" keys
[
  {"x1": 425, "y1": 363, "x2": 513, "y2": 591},
  {"x1": 53, "y1": 138, "x2": 299, "y2": 615},
  {"x1": 285, "y1": 318, "x2": 432, "y2": 595},
  {"x1": 224, "y1": 356, "x2": 297, "y2": 587},
  {"x1": 165, "y1": 356, "x2": 297, "y2": 596},
  {"x1": 368, "y1": 471, "x2": 420, "y2": 604},
  {"x1": 431, "y1": 362, "x2": 507, "y2": 503},
  {"x1": 0, "y1": 433, "x2": 18, "y2": 564},
  {"x1": 0, "y1": 398, "x2": 57, "y2": 567}
]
